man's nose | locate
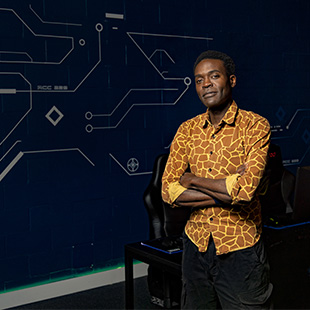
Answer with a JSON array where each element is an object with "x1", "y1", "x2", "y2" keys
[{"x1": 202, "y1": 78, "x2": 212, "y2": 88}]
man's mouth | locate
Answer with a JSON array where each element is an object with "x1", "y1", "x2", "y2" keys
[{"x1": 203, "y1": 92, "x2": 217, "y2": 98}]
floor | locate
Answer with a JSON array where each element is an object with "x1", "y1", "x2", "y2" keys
[{"x1": 8, "y1": 276, "x2": 164, "y2": 310}]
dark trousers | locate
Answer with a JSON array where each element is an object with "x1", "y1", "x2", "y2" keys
[{"x1": 181, "y1": 233, "x2": 273, "y2": 309}]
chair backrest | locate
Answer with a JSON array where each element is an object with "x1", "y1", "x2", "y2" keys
[
  {"x1": 292, "y1": 166, "x2": 310, "y2": 222},
  {"x1": 143, "y1": 154, "x2": 169, "y2": 239},
  {"x1": 260, "y1": 143, "x2": 295, "y2": 217},
  {"x1": 143, "y1": 153, "x2": 190, "y2": 239}
]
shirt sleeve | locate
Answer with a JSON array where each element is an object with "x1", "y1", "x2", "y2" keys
[
  {"x1": 230, "y1": 116, "x2": 271, "y2": 205},
  {"x1": 162, "y1": 122, "x2": 189, "y2": 205},
  {"x1": 225, "y1": 173, "x2": 241, "y2": 195}
]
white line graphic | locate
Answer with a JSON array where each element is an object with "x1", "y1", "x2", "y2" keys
[
  {"x1": 0, "y1": 151, "x2": 24, "y2": 182},
  {"x1": 0, "y1": 8, "x2": 74, "y2": 65},
  {"x1": 109, "y1": 153, "x2": 152, "y2": 176},
  {"x1": 286, "y1": 109, "x2": 310, "y2": 130},
  {"x1": 0, "y1": 140, "x2": 22, "y2": 162},
  {"x1": 105, "y1": 13, "x2": 124, "y2": 20},
  {"x1": 149, "y1": 49, "x2": 176, "y2": 64},
  {"x1": 127, "y1": 32, "x2": 213, "y2": 81},
  {"x1": 86, "y1": 31, "x2": 210, "y2": 131},
  {"x1": 0, "y1": 72, "x2": 32, "y2": 146},
  {"x1": 0, "y1": 148, "x2": 95, "y2": 182},
  {"x1": 0, "y1": 88, "x2": 17, "y2": 94},
  {"x1": 0, "y1": 51, "x2": 33, "y2": 62},
  {"x1": 29, "y1": 5, "x2": 83, "y2": 26},
  {"x1": 12, "y1": 24, "x2": 102, "y2": 94},
  {"x1": 85, "y1": 83, "x2": 190, "y2": 131},
  {"x1": 23, "y1": 148, "x2": 95, "y2": 166}
]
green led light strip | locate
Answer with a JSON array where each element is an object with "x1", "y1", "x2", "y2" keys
[{"x1": 0, "y1": 260, "x2": 144, "y2": 294}]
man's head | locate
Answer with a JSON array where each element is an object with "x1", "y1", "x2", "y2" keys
[
  {"x1": 193, "y1": 50, "x2": 235, "y2": 77},
  {"x1": 193, "y1": 51, "x2": 236, "y2": 114}
]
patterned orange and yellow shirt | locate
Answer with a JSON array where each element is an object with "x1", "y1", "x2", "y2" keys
[{"x1": 162, "y1": 101, "x2": 271, "y2": 255}]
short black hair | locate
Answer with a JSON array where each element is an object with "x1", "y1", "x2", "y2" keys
[{"x1": 193, "y1": 50, "x2": 236, "y2": 77}]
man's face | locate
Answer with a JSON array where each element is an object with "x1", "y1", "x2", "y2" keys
[{"x1": 194, "y1": 58, "x2": 236, "y2": 110}]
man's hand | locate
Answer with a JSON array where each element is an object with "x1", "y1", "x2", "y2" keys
[{"x1": 179, "y1": 172, "x2": 196, "y2": 188}]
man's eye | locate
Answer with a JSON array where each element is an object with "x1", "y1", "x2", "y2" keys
[
  {"x1": 211, "y1": 74, "x2": 220, "y2": 79},
  {"x1": 196, "y1": 79, "x2": 202, "y2": 84}
]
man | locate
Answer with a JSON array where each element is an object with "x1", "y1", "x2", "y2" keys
[{"x1": 162, "y1": 50, "x2": 273, "y2": 309}]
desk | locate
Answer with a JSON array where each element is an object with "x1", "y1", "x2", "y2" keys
[
  {"x1": 125, "y1": 224, "x2": 310, "y2": 309},
  {"x1": 125, "y1": 241, "x2": 182, "y2": 309}
]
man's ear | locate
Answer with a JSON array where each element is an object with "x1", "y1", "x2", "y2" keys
[{"x1": 230, "y1": 75, "x2": 237, "y2": 88}]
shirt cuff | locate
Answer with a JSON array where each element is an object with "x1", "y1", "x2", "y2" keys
[
  {"x1": 225, "y1": 174, "x2": 241, "y2": 196},
  {"x1": 168, "y1": 181, "x2": 187, "y2": 203}
]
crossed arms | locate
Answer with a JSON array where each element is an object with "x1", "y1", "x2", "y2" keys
[
  {"x1": 162, "y1": 111, "x2": 271, "y2": 208},
  {"x1": 175, "y1": 164, "x2": 248, "y2": 208}
]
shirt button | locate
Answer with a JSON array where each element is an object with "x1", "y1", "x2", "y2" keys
[
  {"x1": 210, "y1": 151, "x2": 213, "y2": 155},
  {"x1": 210, "y1": 217, "x2": 213, "y2": 222},
  {"x1": 212, "y1": 134, "x2": 215, "y2": 138},
  {"x1": 208, "y1": 168, "x2": 212, "y2": 172}
]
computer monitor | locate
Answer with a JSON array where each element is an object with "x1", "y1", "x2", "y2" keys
[{"x1": 292, "y1": 166, "x2": 310, "y2": 223}]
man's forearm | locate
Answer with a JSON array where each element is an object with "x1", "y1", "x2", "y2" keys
[
  {"x1": 180, "y1": 173, "x2": 232, "y2": 204},
  {"x1": 175, "y1": 189, "x2": 217, "y2": 208}
]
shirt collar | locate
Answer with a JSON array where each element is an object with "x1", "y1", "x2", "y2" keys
[{"x1": 202, "y1": 101, "x2": 238, "y2": 128}]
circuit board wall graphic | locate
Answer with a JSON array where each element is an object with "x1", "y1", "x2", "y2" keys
[{"x1": 0, "y1": 0, "x2": 310, "y2": 293}]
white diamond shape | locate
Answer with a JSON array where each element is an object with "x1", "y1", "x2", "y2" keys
[{"x1": 45, "y1": 106, "x2": 64, "y2": 126}]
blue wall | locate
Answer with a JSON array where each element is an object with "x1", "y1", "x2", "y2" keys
[{"x1": 0, "y1": 0, "x2": 309, "y2": 292}]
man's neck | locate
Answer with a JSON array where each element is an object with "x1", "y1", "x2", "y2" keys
[{"x1": 209, "y1": 101, "x2": 232, "y2": 127}]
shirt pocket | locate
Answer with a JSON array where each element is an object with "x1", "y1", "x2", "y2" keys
[{"x1": 217, "y1": 137, "x2": 245, "y2": 174}]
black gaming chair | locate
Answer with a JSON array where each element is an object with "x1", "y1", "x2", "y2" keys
[
  {"x1": 143, "y1": 153, "x2": 191, "y2": 239},
  {"x1": 143, "y1": 153, "x2": 190, "y2": 307},
  {"x1": 260, "y1": 143, "x2": 295, "y2": 221}
]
